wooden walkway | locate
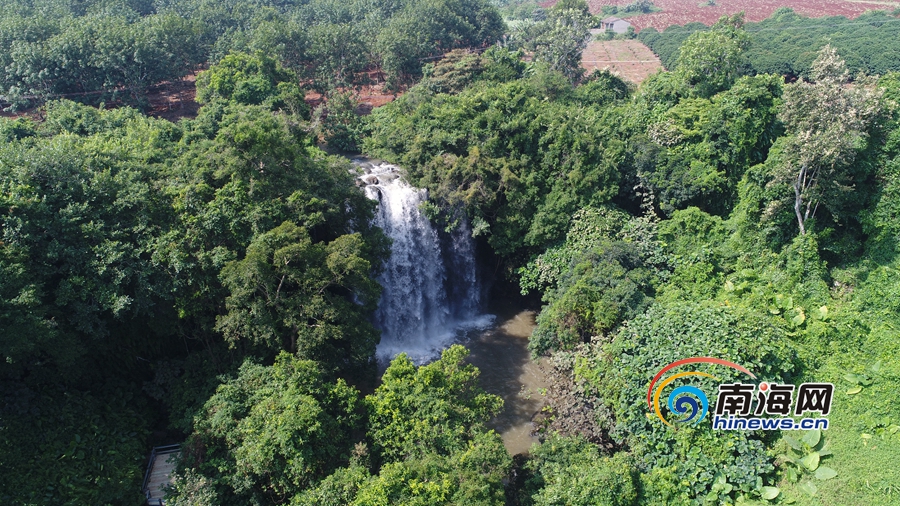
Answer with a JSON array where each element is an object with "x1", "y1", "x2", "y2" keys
[{"x1": 142, "y1": 445, "x2": 180, "y2": 505}]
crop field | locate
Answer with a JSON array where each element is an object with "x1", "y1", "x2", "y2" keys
[
  {"x1": 581, "y1": 39, "x2": 663, "y2": 83},
  {"x1": 544, "y1": 0, "x2": 899, "y2": 30}
]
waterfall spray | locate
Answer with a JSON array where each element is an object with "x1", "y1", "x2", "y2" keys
[{"x1": 354, "y1": 159, "x2": 492, "y2": 362}]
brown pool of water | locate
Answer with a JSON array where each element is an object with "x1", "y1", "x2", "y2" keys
[{"x1": 465, "y1": 310, "x2": 549, "y2": 455}]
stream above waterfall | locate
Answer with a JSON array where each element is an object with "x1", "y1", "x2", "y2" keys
[{"x1": 353, "y1": 157, "x2": 548, "y2": 455}]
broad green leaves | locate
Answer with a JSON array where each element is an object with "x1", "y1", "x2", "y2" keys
[
  {"x1": 778, "y1": 429, "x2": 838, "y2": 499},
  {"x1": 760, "y1": 486, "x2": 780, "y2": 500},
  {"x1": 799, "y1": 452, "x2": 819, "y2": 472},
  {"x1": 801, "y1": 428, "x2": 821, "y2": 448},
  {"x1": 591, "y1": 301, "x2": 796, "y2": 499}
]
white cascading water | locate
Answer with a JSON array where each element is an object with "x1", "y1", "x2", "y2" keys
[{"x1": 354, "y1": 159, "x2": 492, "y2": 362}]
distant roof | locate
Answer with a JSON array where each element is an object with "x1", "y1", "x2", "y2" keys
[{"x1": 601, "y1": 16, "x2": 624, "y2": 23}]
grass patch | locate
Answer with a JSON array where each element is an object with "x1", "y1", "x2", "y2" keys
[{"x1": 776, "y1": 315, "x2": 900, "y2": 504}]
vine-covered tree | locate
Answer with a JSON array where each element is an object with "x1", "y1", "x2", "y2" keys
[
  {"x1": 524, "y1": 0, "x2": 592, "y2": 83},
  {"x1": 675, "y1": 13, "x2": 749, "y2": 98}
]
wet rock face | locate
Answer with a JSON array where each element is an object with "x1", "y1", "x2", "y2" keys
[
  {"x1": 350, "y1": 156, "x2": 382, "y2": 175},
  {"x1": 357, "y1": 166, "x2": 399, "y2": 186},
  {"x1": 375, "y1": 171, "x2": 398, "y2": 184}
]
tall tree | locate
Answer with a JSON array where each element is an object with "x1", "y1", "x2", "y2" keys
[
  {"x1": 217, "y1": 221, "x2": 382, "y2": 371},
  {"x1": 171, "y1": 353, "x2": 362, "y2": 505},
  {"x1": 527, "y1": 0, "x2": 592, "y2": 83},
  {"x1": 777, "y1": 45, "x2": 882, "y2": 235},
  {"x1": 365, "y1": 345, "x2": 504, "y2": 463},
  {"x1": 675, "y1": 13, "x2": 749, "y2": 98}
]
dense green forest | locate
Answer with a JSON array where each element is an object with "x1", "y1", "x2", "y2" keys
[
  {"x1": 366, "y1": 12, "x2": 900, "y2": 505},
  {"x1": 0, "y1": 0, "x2": 503, "y2": 109},
  {"x1": 639, "y1": 8, "x2": 900, "y2": 78},
  {"x1": 2, "y1": 1, "x2": 900, "y2": 505}
]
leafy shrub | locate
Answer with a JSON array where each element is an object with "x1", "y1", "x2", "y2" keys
[
  {"x1": 520, "y1": 207, "x2": 633, "y2": 293},
  {"x1": 313, "y1": 90, "x2": 364, "y2": 152},
  {"x1": 654, "y1": 207, "x2": 726, "y2": 301},
  {"x1": 365, "y1": 69, "x2": 627, "y2": 257},
  {"x1": 521, "y1": 434, "x2": 638, "y2": 506},
  {"x1": 293, "y1": 345, "x2": 513, "y2": 506},
  {"x1": 860, "y1": 151, "x2": 900, "y2": 261},
  {"x1": 636, "y1": 74, "x2": 782, "y2": 216},
  {"x1": 351, "y1": 432, "x2": 509, "y2": 506},
  {"x1": 0, "y1": 384, "x2": 149, "y2": 505},
  {"x1": 522, "y1": 207, "x2": 662, "y2": 356},
  {"x1": 529, "y1": 248, "x2": 654, "y2": 355},
  {"x1": 0, "y1": 117, "x2": 35, "y2": 141},
  {"x1": 290, "y1": 464, "x2": 371, "y2": 506},
  {"x1": 584, "y1": 302, "x2": 799, "y2": 501},
  {"x1": 366, "y1": 345, "x2": 504, "y2": 463},
  {"x1": 196, "y1": 52, "x2": 308, "y2": 117},
  {"x1": 623, "y1": 0, "x2": 655, "y2": 14},
  {"x1": 574, "y1": 69, "x2": 633, "y2": 106}
]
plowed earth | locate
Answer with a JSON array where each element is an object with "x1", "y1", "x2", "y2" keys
[{"x1": 582, "y1": 39, "x2": 663, "y2": 83}]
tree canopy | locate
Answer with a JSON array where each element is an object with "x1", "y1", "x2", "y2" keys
[
  {"x1": 0, "y1": 56, "x2": 388, "y2": 502},
  {"x1": 0, "y1": 0, "x2": 505, "y2": 108},
  {"x1": 4, "y1": 5, "x2": 900, "y2": 505}
]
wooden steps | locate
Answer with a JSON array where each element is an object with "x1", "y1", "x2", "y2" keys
[{"x1": 142, "y1": 445, "x2": 180, "y2": 505}]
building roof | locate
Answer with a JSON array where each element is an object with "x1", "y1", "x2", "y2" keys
[{"x1": 601, "y1": 16, "x2": 625, "y2": 23}]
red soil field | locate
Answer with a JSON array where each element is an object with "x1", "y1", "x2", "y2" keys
[
  {"x1": 3, "y1": 70, "x2": 399, "y2": 123},
  {"x1": 304, "y1": 71, "x2": 400, "y2": 116},
  {"x1": 581, "y1": 39, "x2": 663, "y2": 83},
  {"x1": 542, "y1": 0, "x2": 898, "y2": 31},
  {"x1": 148, "y1": 72, "x2": 200, "y2": 121}
]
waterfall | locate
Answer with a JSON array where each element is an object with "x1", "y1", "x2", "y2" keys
[{"x1": 354, "y1": 159, "x2": 492, "y2": 362}]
